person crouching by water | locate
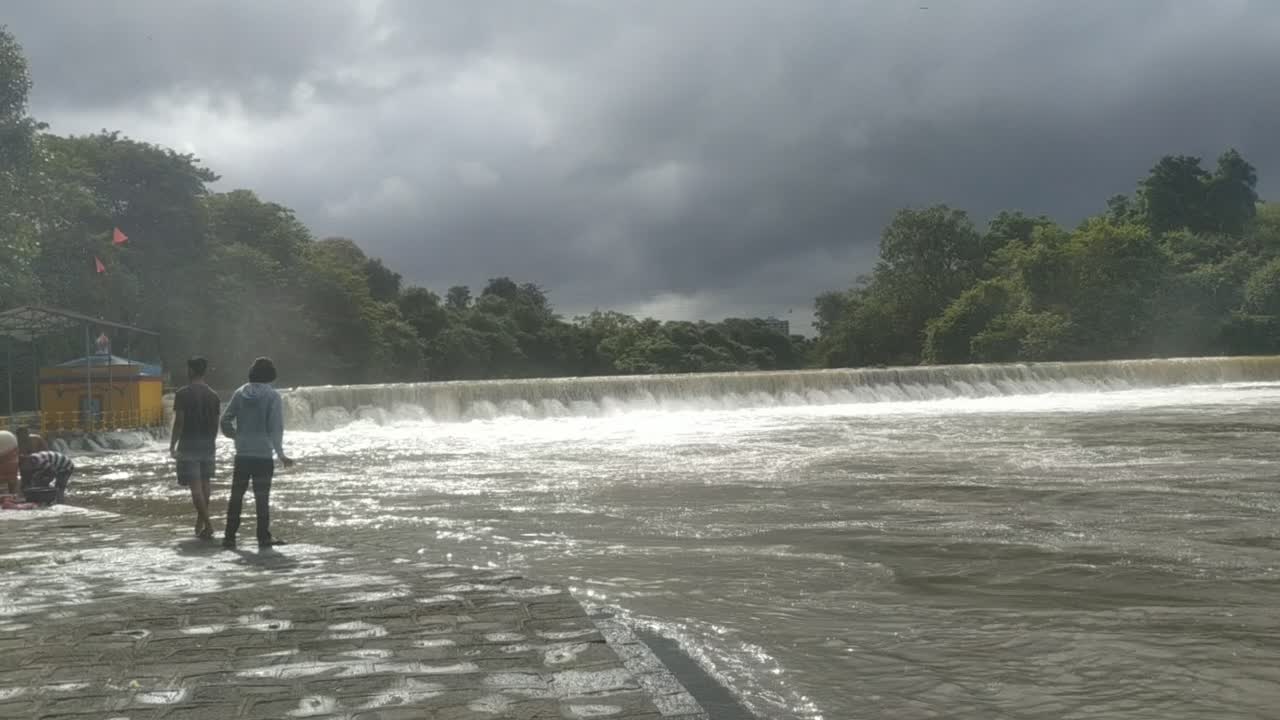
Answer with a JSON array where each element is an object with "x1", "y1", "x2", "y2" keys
[
  {"x1": 219, "y1": 357, "x2": 293, "y2": 550},
  {"x1": 171, "y1": 357, "x2": 221, "y2": 540},
  {"x1": 19, "y1": 450, "x2": 74, "y2": 504}
]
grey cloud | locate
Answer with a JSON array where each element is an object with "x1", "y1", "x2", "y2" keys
[
  {"x1": 6, "y1": 0, "x2": 365, "y2": 113},
  {"x1": 6, "y1": 1, "x2": 1280, "y2": 328}
]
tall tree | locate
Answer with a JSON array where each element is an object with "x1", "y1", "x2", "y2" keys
[
  {"x1": 205, "y1": 189, "x2": 309, "y2": 265},
  {"x1": 365, "y1": 257, "x2": 402, "y2": 303},
  {"x1": 1138, "y1": 155, "x2": 1210, "y2": 235},
  {"x1": 1205, "y1": 148, "x2": 1259, "y2": 237},
  {"x1": 200, "y1": 190, "x2": 315, "y2": 387},
  {"x1": 868, "y1": 205, "x2": 984, "y2": 362},
  {"x1": 481, "y1": 277, "x2": 520, "y2": 301},
  {"x1": 399, "y1": 287, "x2": 449, "y2": 342},
  {"x1": 0, "y1": 25, "x2": 37, "y2": 173},
  {"x1": 446, "y1": 285, "x2": 472, "y2": 311},
  {"x1": 0, "y1": 26, "x2": 43, "y2": 308}
]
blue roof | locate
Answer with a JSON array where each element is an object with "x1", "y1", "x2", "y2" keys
[{"x1": 56, "y1": 353, "x2": 162, "y2": 377}]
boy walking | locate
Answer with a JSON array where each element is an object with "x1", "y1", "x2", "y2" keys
[
  {"x1": 219, "y1": 357, "x2": 293, "y2": 550},
  {"x1": 171, "y1": 357, "x2": 220, "y2": 540}
]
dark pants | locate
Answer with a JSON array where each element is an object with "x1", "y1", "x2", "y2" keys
[
  {"x1": 53, "y1": 470, "x2": 72, "y2": 503},
  {"x1": 225, "y1": 456, "x2": 275, "y2": 544},
  {"x1": 23, "y1": 470, "x2": 72, "y2": 504}
]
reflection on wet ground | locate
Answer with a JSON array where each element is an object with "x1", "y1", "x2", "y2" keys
[
  {"x1": 63, "y1": 382, "x2": 1280, "y2": 719},
  {"x1": 0, "y1": 506, "x2": 706, "y2": 719}
]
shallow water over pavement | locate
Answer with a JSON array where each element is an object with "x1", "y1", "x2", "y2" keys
[{"x1": 73, "y1": 381, "x2": 1280, "y2": 719}]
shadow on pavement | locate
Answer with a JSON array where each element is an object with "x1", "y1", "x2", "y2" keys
[
  {"x1": 230, "y1": 546, "x2": 303, "y2": 571},
  {"x1": 172, "y1": 539, "x2": 302, "y2": 570},
  {"x1": 173, "y1": 538, "x2": 221, "y2": 557}
]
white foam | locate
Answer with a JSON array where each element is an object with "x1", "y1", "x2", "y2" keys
[{"x1": 279, "y1": 357, "x2": 1280, "y2": 430}]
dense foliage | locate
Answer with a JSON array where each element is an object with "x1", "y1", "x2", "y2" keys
[
  {"x1": 0, "y1": 28, "x2": 806, "y2": 398},
  {"x1": 814, "y1": 151, "x2": 1279, "y2": 366}
]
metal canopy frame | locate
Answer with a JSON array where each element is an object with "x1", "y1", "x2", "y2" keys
[
  {"x1": 0, "y1": 305, "x2": 158, "y2": 343},
  {"x1": 0, "y1": 306, "x2": 160, "y2": 423}
]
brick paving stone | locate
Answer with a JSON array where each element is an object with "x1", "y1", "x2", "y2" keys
[{"x1": 0, "y1": 507, "x2": 710, "y2": 719}]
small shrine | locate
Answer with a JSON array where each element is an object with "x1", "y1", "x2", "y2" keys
[{"x1": 38, "y1": 348, "x2": 164, "y2": 432}]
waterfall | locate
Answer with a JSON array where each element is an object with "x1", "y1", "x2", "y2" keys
[{"x1": 277, "y1": 356, "x2": 1280, "y2": 430}]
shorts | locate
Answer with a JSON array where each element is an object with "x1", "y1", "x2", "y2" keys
[{"x1": 175, "y1": 456, "x2": 215, "y2": 487}]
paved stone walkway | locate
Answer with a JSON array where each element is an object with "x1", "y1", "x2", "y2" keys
[{"x1": 0, "y1": 507, "x2": 707, "y2": 719}]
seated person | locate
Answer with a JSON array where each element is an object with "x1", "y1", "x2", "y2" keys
[
  {"x1": 20, "y1": 450, "x2": 75, "y2": 504},
  {"x1": 0, "y1": 431, "x2": 17, "y2": 496}
]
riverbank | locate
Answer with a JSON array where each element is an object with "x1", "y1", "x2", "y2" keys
[{"x1": 0, "y1": 505, "x2": 707, "y2": 719}]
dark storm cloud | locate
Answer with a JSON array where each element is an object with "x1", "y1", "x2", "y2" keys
[
  {"x1": 6, "y1": 0, "x2": 1280, "y2": 326},
  {"x1": 4, "y1": 1, "x2": 366, "y2": 113}
]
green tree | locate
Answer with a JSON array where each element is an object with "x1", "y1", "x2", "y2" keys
[
  {"x1": 1250, "y1": 202, "x2": 1280, "y2": 257},
  {"x1": 1205, "y1": 149, "x2": 1259, "y2": 237},
  {"x1": 1062, "y1": 219, "x2": 1169, "y2": 357},
  {"x1": 199, "y1": 191, "x2": 317, "y2": 386},
  {"x1": 399, "y1": 287, "x2": 449, "y2": 342},
  {"x1": 14, "y1": 133, "x2": 219, "y2": 375},
  {"x1": 575, "y1": 311, "x2": 639, "y2": 374},
  {"x1": 0, "y1": 25, "x2": 38, "y2": 183},
  {"x1": 446, "y1": 285, "x2": 471, "y2": 311},
  {"x1": 818, "y1": 148, "x2": 1271, "y2": 368},
  {"x1": 205, "y1": 190, "x2": 309, "y2": 265},
  {"x1": 861, "y1": 205, "x2": 984, "y2": 363},
  {"x1": 923, "y1": 280, "x2": 1015, "y2": 364},
  {"x1": 1138, "y1": 154, "x2": 1210, "y2": 235},
  {"x1": 999, "y1": 224, "x2": 1073, "y2": 311},
  {"x1": 982, "y1": 211, "x2": 1056, "y2": 271},
  {"x1": 814, "y1": 290, "x2": 906, "y2": 368},
  {"x1": 813, "y1": 289, "x2": 854, "y2": 336},
  {"x1": 998, "y1": 310, "x2": 1076, "y2": 361},
  {"x1": 1243, "y1": 258, "x2": 1280, "y2": 316},
  {"x1": 365, "y1": 257, "x2": 401, "y2": 303},
  {"x1": 481, "y1": 277, "x2": 520, "y2": 301},
  {"x1": 1106, "y1": 194, "x2": 1139, "y2": 225},
  {"x1": 0, "y1": 26, "x2": 47, "y2": 308}
]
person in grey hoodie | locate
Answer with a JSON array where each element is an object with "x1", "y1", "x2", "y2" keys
[{"x1": 219, "y1": 357, "x2": 294, "y2": 549}]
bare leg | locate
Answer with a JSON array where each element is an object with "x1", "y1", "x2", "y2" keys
[
  {"x1": 202, "y1": 478, "x2": 216, "y2": 537},
  {"x1": 189, "y1": 480, "x2": 211, "y2": 538},
  {"x1": 200, "y1": 477, "x2": 215, "y2": 537}
]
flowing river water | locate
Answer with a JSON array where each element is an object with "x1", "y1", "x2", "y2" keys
[{"x1": 69, "y1": 357, "x2": 1280, "y2": 719}]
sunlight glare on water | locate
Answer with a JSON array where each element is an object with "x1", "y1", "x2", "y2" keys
[{"x1": 74, "y1": 378, "x2": 1280, "y2": 719}]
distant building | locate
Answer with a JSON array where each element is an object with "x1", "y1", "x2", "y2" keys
[{"x1": 762, "y1": 316, "x2": 790, "y2": 336}]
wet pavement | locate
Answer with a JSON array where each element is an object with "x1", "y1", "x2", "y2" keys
[{"x1": 0, "y1": 506, "x2": 707, "y2": 720}]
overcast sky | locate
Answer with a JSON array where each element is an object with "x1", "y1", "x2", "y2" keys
[{"x1": 6, "y1": 1, "x2": 1280, "y2": 329}]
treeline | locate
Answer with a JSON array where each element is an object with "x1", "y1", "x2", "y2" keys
[
  {"x1": 814, "y1": 151, "x2": 1280, "y2": 366},
  {"x1": 0, "y1": 28, "x2": 806, "y2": 393}
]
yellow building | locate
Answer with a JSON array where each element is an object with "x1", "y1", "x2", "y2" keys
[{"x1": 38, "y1": 353, "x2": 164, "y2": 432}]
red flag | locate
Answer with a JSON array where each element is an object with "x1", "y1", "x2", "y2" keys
[
  {"x1": 112, "y1": 227, "x2": 128, "y2": 245},
  {"x1": 95, "y1": 256, "x2": 106, "y2": 274}
]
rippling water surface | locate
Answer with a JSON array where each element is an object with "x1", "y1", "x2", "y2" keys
[{"x1": 73, "y1": 381, "x2": 1280, "y2": 719}]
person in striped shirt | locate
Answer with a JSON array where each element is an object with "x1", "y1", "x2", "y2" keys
[{"x1": 19, "y1": 451, "x2": 75, "y2": 504}]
